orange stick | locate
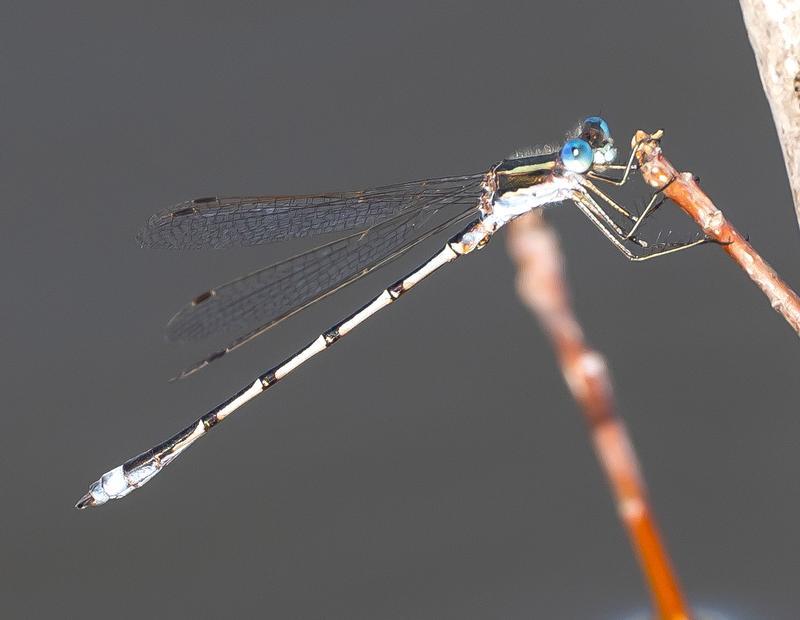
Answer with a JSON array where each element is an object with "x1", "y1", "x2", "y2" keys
[
  {"x1": 507, "y1": 212, "x2": 691, "y2": 620},
  {"x1": 633, "y1": 129, "x2": 800, "y2": 335}
]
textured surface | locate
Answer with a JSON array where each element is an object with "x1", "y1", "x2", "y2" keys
[
  {"x1": 164, "y1": 176, "x2": 482, "y2": 342},
  {"x1": 167, "y1": 203, "x2": 477, "y2": 378},
  {"x1": 740, "y1": 0, "x2": 800, "y2": 228},
  {"x1": 139, "y1": 174, "x2": 482, "y2": 248},
  {"x1": 4, "y1": 2, "x2": 800, "y2": 619}
]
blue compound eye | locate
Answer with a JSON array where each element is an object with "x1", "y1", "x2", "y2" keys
[
  {"x1": 581, "y1": 116, "x2": 617, "y2": 164},
  {"x1": 582, "y1": 116, "x2": 611, "y2": 142},
  {"x1": 560, "y1": 139, "x2": 593, "y2": 173}
]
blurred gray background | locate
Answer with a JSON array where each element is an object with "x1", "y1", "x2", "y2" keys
[{"x1": 2, "y1": 1, "x2": 798, "y2": 618}]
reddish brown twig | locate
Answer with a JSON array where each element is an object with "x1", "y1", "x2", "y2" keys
[
  {"x1": 507, "y1": 212, "x2": 691, "y2": 620},
  {"x1": 634, "y1": 130, "x2": 800, "y2": 335}
]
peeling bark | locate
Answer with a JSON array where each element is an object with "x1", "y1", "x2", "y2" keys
[{"x1": 740, "y1": 0, "x2": 800, "y2": 226}]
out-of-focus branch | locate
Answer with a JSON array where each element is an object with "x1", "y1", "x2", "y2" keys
[
  {"x1": 739, "y1": 1, "x2": 800, "y2": 226},
  {"x1": 507, "y1": 212, "x2": 691, "y2": 620},
  {"x1": 633, "y1": 130, "x2": 800, "y2": 336}
]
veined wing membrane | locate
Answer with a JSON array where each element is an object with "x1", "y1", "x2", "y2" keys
[
  {"x1": 167, "y1": 182, "x2": 483, "y2": 377},
  {"x1": 139, "y1": 174, "x2": 484, "y2": 249}
]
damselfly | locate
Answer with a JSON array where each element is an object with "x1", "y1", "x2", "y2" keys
[{"x1": 76, "y1": 117, "x2": 709, "y2": 508}]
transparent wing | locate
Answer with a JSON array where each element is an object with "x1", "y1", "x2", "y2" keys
[
  {"x1": 167, "y1": 198, "x2": 482, "y2": 379},
  {"x1": 139, "y1": 174, "x2": 484, "y2": 249}
]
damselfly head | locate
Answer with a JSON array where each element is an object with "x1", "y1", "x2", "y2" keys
[{"x1": 579, "y1": 115, "x2": 617, "y2": 167}]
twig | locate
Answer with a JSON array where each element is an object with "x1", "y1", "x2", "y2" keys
[
  {"x1": 507, "y1": 212, "x2": 691, "y2": 620},
  {"x1": 739, "y1": 0, "x2": 800, "y2": 226},
  {"x1": 633, "y1": 130, "x2": 800, "y2": 335}
]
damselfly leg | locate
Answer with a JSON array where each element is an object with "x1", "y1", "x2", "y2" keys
[
  {"x1": 577, "y1": 176, "x2": 643, "y2": 239},
  {"x1": 583, "y1": 166, "x2": 685, "y2": 246},
  {"x1": 622, "y1": 177, "x2": 676, "y2": 241},
  {"x1": 572, "y1": 189, "x2": 711, "y2": 262}
]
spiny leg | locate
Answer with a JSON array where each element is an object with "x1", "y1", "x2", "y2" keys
[
  {"x1": 633, "y1": 235, "x2": 712, "y2": 261},
  {"x1": 572, "y1": 190, "x2": 712, "y2": 262},
  {"x1": 76, "y1": 218, "x2": 491, "y2": 508},
  {"x1": 622, "y1": 182, "x2": 673, "y2": 241},
  {"x1": 581, "y1": 175, "x2": 678, "y2": 243},
  {"x1": 617, "y1": 175, "x2": 676, "y2": 241},
  {"x1": 582, "y1": 195, "x2": 636, "y2": 242},
  {"x1": 571, "y1": 190, "x2": 642, "y2": 259},
  {"x1": 575, "y1": 182, "x2": 649, "y2": 249},
  {"x1": 579, "y1": 176, "x2": 638, "y2": 223}
]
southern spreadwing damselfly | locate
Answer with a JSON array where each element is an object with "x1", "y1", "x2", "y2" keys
[{"x1": 76, "y1": 117, "x2": 711, "y2": 508}]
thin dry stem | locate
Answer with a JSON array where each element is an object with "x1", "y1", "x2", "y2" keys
[
  {"x1": 739, "y1": 0, "x2": 800, "y2": 227},
  {"x1": 633, "y1": 130, "x2": 800, "y2": 336},
  {"x1": 507, "y1": 212, "x2": 691, "y2": 620}
]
